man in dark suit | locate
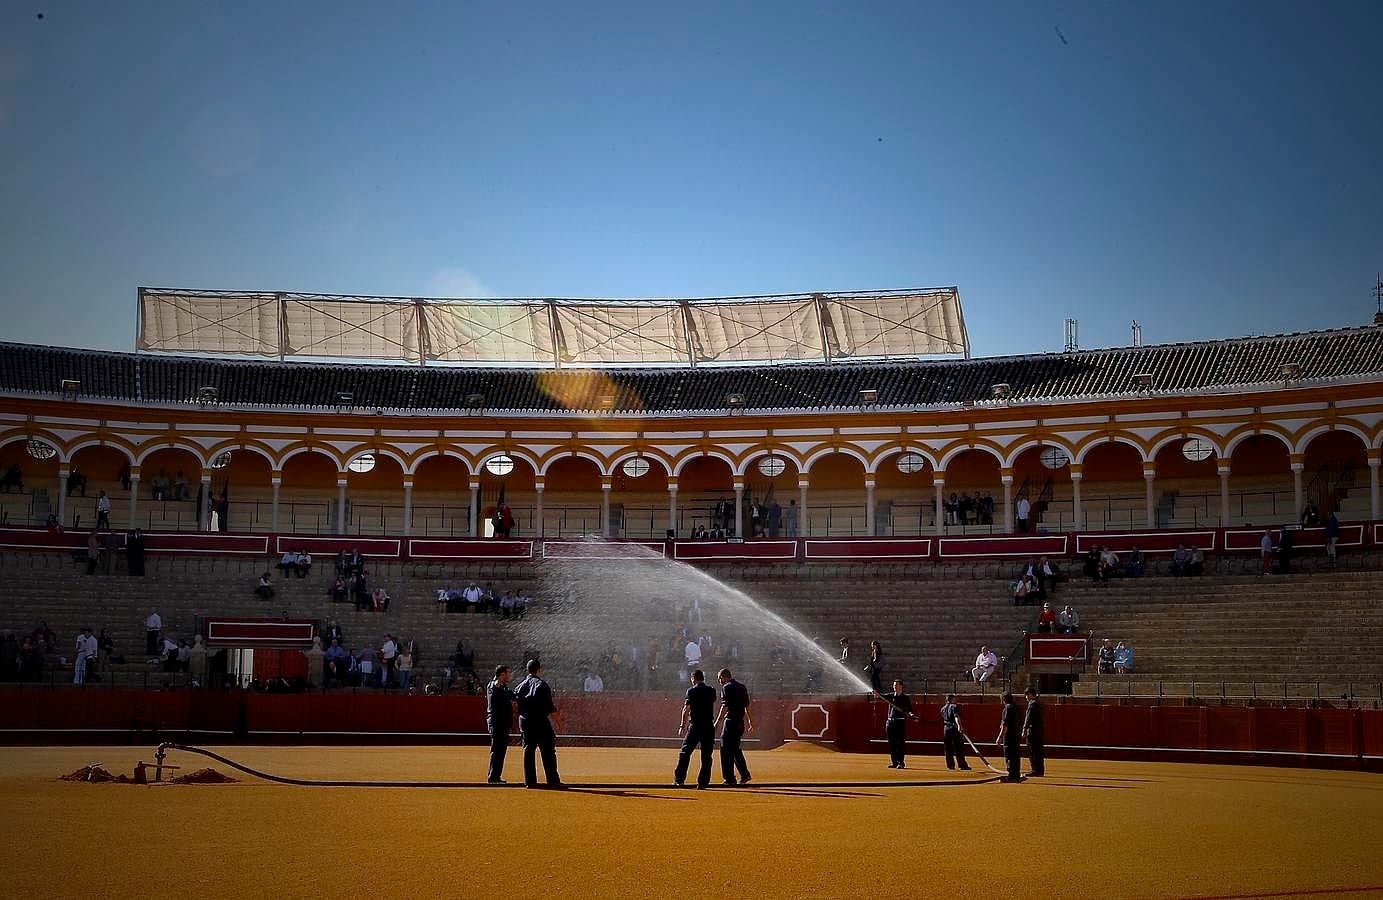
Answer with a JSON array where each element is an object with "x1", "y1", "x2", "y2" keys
[
  {"x1": 995, "y1": 691, "x2": 1025, "y2": 783},
  {"x1": 485, "y1": 664, "x2": 515, "y2": 784},
  {"x1": 1023, "y1": 687, "x2": 1045, "y2": 777},
  {"x1": 939, "y1": 693, "x2": 971, "y2": 771},
  {"x1": 513, "y1": 659, "x2": 563, "y2": 789},
  {"x1": 674, "y1": 669, "x2": 718, "y2": 789},
  {"x1": 714, "y1": 668, "x2": 753, "y2": 786},
  {"x1": 875, "y1": 679, "x2": 916, "y2": 769}
]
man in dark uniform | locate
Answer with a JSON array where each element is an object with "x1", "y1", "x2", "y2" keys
[
  {"x1": 485, "y1": 664, "x2": 515, "y2": 784},
  {"x1": 875, "y1": 680, "x2": 915, "y2": 769},
  {"x1": 1023, "y1": 687, "x2": 1045, "y2": 777},
  {"x1": 939, "y1": 693, "x2": 971, "y2": 771},
  {"x1": 995, "y1": 691, "x2": 1024, "y2": 783},
  {"x1": 513, "y1": 659, "x2": 564, "y2": 789},
  {"x1": 674, "y1": 669, "x2": 717, "y2": 789},
  {"x1": 714, "y1": 668, "x2": 753, "y2": 786}
]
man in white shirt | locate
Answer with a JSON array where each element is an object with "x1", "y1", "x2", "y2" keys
[
  {"x1": 380, "y1": 635, "x2": 398, "y2": 688},
  {"x1": 1015, "y1": 494, "x2": 1032, "y2": 533},
  {"x1": 161, "y1": 635, "x2": 180, "y2": 673},
  {"x1": 583, "y1": 672, "x2": 604, "y2": 693},
  {"x1": 1057, "y1": 605, "x2": 1080, "y2": 634},
  {"x1": 684, "y1": 639, "x2": 703, "y2": 668},
  {"x1": 463, "y1": 582, "x2": 483, "y2": 612},
  {"x1": 73, "y1": 628, "x2": 95, "y2": 684},
  {"x1": 144, "y1": 609, "x2": 162, "y2": 657},
  {"x1": 95, "y1": 491, "x2": 111, "y2": 529},
  {"x1": 971, "y1": 646, "x2": 999, "y2": 682}
]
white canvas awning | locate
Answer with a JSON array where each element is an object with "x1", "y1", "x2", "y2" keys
[{"x1": 136, "y1": 287, "x2": 969, "y2": 366}]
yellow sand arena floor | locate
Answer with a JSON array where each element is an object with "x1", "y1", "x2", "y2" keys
[{"x1": 0, "y1": 744, "x2": 1379, "y2": 899}]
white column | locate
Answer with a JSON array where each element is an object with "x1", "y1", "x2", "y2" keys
[
  {"x1": 533, "y1": 484, "x2": 544, "y2": 537},
  {"x1": 57, "y1": 469, "x2": 69, "y2": 525},
  {"x1": 733, "y1": 483, "x2": 744, "y2": 537},
  {"x1": 128, "y1": 472, "x2": 140, "y2": 528},
  {"x1": 1290, "y1": 455, "x2": 1305, "y2": 519},
  {"x1": 402, "y1": 481, "x2": 413, "y2": 536},
  {"x1": 601, "y1": 480, "x2": 612, "y2": 537},
  {"x1": 1070, "y1": 469, "x2": 1083, "y2": 531},
  {"x1": 667, "y1": 485, "x2": 677, "y2": 537},
  {"x1": 469, "y1": 482, "x2": 480, "y2": 536},
  {"x1": 1368, "y1": 454, "x2": 1380, "y2": 522},
  {"x1": 1144, "y1": 464, "x2": 1157, "y2": 529},
  {"x1": 270, "y1": 477, "x2": 281, "y2": 533},
  {"x1": 1000, "y1": 472, "x2": 1014, "y2": 533},
  {"x1": 864, "y1": 479, "x2": 876, "y2": 536},
  {"x1": 798, "y1": 481, "x2": 808, "y2": 538},
  {"x1": 933, "y1": 477, "x2": 945, "y2": 536},
  {"x1": 1218, "y1": 462, "x2": 1232, "y2": 527},
  {"x1": 199, "y1": 476, "x2": 212, "y2": 531},
  {"x1": 335, "y1": 478, "x2": 347, "y2": 534}
]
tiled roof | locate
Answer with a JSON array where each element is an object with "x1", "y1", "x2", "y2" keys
[{"x1": 1, "y1": 326, "x2": 1380, "y2": 413}]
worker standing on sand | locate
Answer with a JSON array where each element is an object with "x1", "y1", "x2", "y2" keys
[
  {"x1": 674, "y1": 669, "x2": 718, "y2": 789},
  {"x1": 874, "y1": 680, "x2": 915, "y2": 769},
  {"x1": 940, "y1": 694, "x2": 971, "y2": 771},
  {"x1": 485, "y1": 665, "x2": 515, "y2": 784},
  {"x1": 1023, "y1": 687, "x2": 1045, "y2": 778},
  {"x1": 996, "y1": 692, "x2": 1024, "y2": 783},
  {"x1": 514, "y1": 659, "x2": 564, "y2": 789},
  {"x1": 714, "y1": 668, "x2": 753, "y2": 786}
]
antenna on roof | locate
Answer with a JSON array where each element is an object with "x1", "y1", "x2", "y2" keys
[
  {"x1": 1063, "y1": 318, "x2": 1079, "y2": 353},
  {"x1": 1131, "y1": 320, "x2": 1142, "y2": 347},
  {"x1": 1373, "y1": 273, "x2": 1383, "y2": 325}
]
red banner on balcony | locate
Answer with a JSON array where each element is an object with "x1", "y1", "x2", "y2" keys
[
  {"x1": 938, "y1": 534, "x2": 1068, "y2": 559},
  {"x1": 671, "y1": 540, "x2": 798, "y2": 561},
  {"x1": 804, "y1": 538, "x2": 932, "y2": 560},
  {"x1": 204, "y1": 618, "x2": 317, "y2": 648},
  {"x1": 406, "y1": 538, "x2": 534, "y2": 560},
  {"x1": 541, "y1": 540, "x2": 666, "y2": 560},
  {"x1": 1074, "y1": 530, "x2": 1216, "y2": 555},
  {"x1": 274, "y1": 535, "x2": 401, "y2": 558}
]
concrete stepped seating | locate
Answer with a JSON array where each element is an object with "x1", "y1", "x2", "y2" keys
[{"x1": 2, "y1": 551, "x2": 1381, "y2": 698}]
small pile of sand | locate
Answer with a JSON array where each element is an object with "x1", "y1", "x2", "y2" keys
[
  {"x1": 170, "y1": 767, "x2": 238, "y2": 785},
  {"x1": 59, "y1": 765, "x2": 131, "y2": 783}
]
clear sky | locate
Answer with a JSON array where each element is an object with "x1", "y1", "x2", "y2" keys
[{"x1": 1, "y1": 1, "x2": 1380, "y2": 359}]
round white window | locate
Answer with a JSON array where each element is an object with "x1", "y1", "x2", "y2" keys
[
  {"x1": 1181, "y1": 438, "x2": 1214, "y2": 462},
  {"x1": 1040, "y1": 446, "x2": 1070, "y2": 469},
  {"x1": 25, "y1": 440, "x2": 58, "y2": 460},
  {"x1": 895, "y1": 452, "x2": 927, "y2": 474},
  {"x1": 484, "y1": 454, "x2": 515, "y2": 476},
  {"x1": 757, "y1": 456, "x2": 787, "y2": 477},
  {"x1": 347, "y1": 452, "x2": 376, "y2": 473},
  {"x1": 621, "y1": 457, "x2": 651, "y2": 478}
]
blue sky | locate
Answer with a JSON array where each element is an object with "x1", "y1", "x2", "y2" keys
[{"x1": 1, "y1": 1, "x2": 1379, "y2": 358}]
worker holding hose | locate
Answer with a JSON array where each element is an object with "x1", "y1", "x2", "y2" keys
[{"x1": 873, "y1": 680, "x2": 916, "y2": 769}]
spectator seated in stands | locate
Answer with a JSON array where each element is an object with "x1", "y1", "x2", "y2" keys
[
  {"x1": 346, "y1": 548, "x2": 366, "y2": 575},
  {"x1": 1097, "y1": 639, "x2": 1115, "y2": 674},
  {"x1": 463, "y1": 582, "x2": 484, "y2": 612},
  {"x1": 45, "y1": 512, "x2": 62, "y2": 535},
  {"x1": 513, "y1": 592, "x2": 529, "y2": 618},
  {"x1": 1189, "y1": 547, "x2": 1205, "y2": 576},
  {"x1": 1020, "y1": 559, "x2": 1046, "y2": 602},
  {"x1": 1171, "y1": 543, "x2": 1193, "y2": 576},
  {"x1": 328, "y1": 577, "x2": 348, "y2": 604},
  {"x1": 254, "y1": 572, "x2": 275, "y2": 599},
  {"x1": 1038, "y1": 555, "x2": 1063, "y2": 594},
  {"x1": 1114, "y1": 640, "x2": 1134, "y2": 674},
  {"x1": 1036, "y1": 602, "x2": 1057, "y2": 633},
  {"x1": 371, "y1": 587, "x2": 391, "y2": 613},
  {"x1": 277, "y1": 550, "x2": 299, "y2": 577},
  {"x1": 708, "y1": 527, "x2": 724, "y2": 539},
  {"x1": 691, "y1": 526, "x2": 708, "y2": 539},
  {"x1": 0, "y1": 463, "x2": 23, "y2": 493},
  {"x1": 294, "y1": 551, "x2": 312, "y2": 578},
  {"x1": 971, "y1": 646, "x2": 999, "y2": 682},
  {"x1": 1012, "y1": 572, "x2": 1039, "y2": 605},
  {"x1": 1098, "y1": 547, "x2": 1120, "y2": 581},
  {"x1": 1058, "y1": 604, "x2": 1079, "y2": 634},
  {"x1": 583, "y1": 670, "x2": 605, "y2": 693},
  {"x1": 1124, "y1": 547, "x2": 1144, "y2": 578}
]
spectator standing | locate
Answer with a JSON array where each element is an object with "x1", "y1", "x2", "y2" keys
[
  {"x1": 786, "y1": 499, "x2": 798, "y2": 538},
  {"x1": 684, "y1": 638, "x2": 703, "y2": 669},
  {"x1": 1015, "y1": 493, "x2": 1031, "y2": 533},
  {"x1": 1278, "y1": 527, "x2": 1294, "y2": 574},
  {"x1": 864, "y1": 641, "x2": 884, "y2": 692},
  {"x1": 144, "y1": 609, "x2": 161, "y2": 657},
  {"x1": 380, "y1": 635, "x2": 397, "y2": 686},
  {"x1": 95, "y1": 491, "x2": 111, "y2": 529},
  {"x1": 85, "y1": 530, "x2": 100, "y2": 575},
  {"x1": 1300, "y1": 501, "x2": 1320, "y2": 526},
  {"x1": 583, "y1": 671, "x2": 604, "y2": 693},
  {"x1": 1325, "y1": 512, "x2": 1340, "y2": 563},
  {"x1": 1057, "y1": 604, "x2": 1079, "y2": 634},
  {"x1": 1259, "y1": 529, "x2": 1274, "y2": 575},
  {"x1": 324, "y1": 639, "x2": 348, "y2": 686},
  {"x1": 1114, "y1": 641, "x2": 1135, "y2": 673},
  {"x1": 72, "y1": 627, "x2": 96, "y2": 685},
  {"x1": 397, "y1": 638, "x2": 414, "y2": 692},
  {"x1": 1189, "y1": 547, "x2": 1205, "y2": 576},
  {"x1": 126, "y1": 529, "x2": 146, "y2": 576}
]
